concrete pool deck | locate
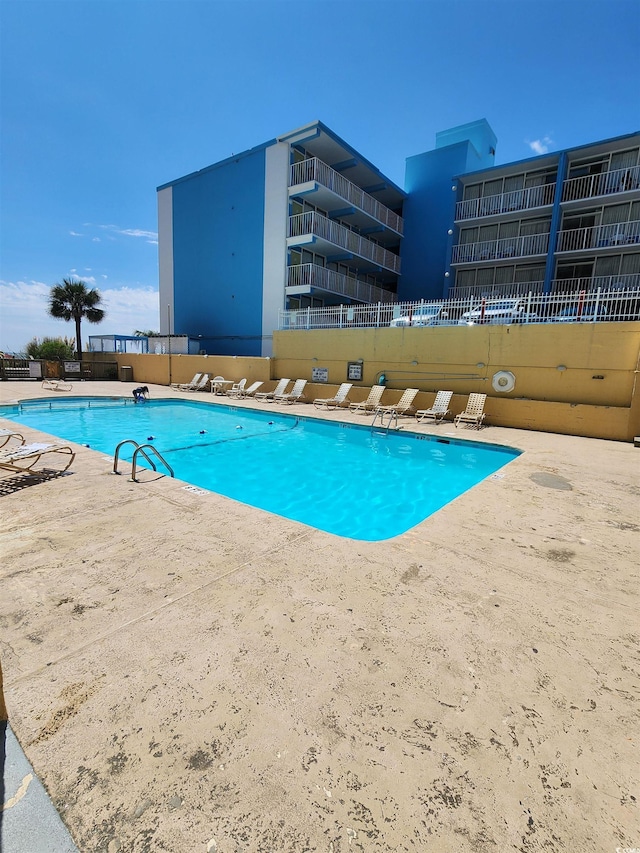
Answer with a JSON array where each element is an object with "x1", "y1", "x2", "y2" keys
[{"x1": 0, "y1": 381, "x2": 638, "y2": 852}]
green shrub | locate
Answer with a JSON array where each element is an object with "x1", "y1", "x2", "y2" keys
[{"x1": 25, "y1": 336, "x2": 76, "y2": 360}]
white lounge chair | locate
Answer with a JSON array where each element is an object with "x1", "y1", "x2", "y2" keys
[
  {"x1": 313, "y1": 383, "x2": 353, "y2": 410},
  {"x1": 454, "y1": 393, "x2": 487, "y2": 429},
  {"x1": 0, "y1": 442, "x2": 75, "y2": 475},
  {"x1": 255, "y1": 378, "x2": 291, "y2": 402},
  {"x1": 226, "y1": 378, "x2": 247, "y2": 398},
  {"x1": 171, "y1": 373, "x2": 203, "y2": 391},
  {"x1": 0, "y1": 429, "x2": 25, "y2": 449},
  {"x1": 41, "y1": 378, "x2": 72, "y2": 392},
  {"x1": 238, "y1": 380, "x2": 264, "y2": 398},
  {"x1": 348, "y1": 385, "x2": 385, "y2": 414},
  {"x1": 274, "y1": 379, "x2": 307, "y2": 404},
  {"x1": 186, "y1": 374, "x2": 210, "y2": 392},
  {"x1": 416, "y1": 390, "x2": 454, "y2": 424},
  {"x1": 374, "y1": 388, "x2": 419, "y2": 418}
]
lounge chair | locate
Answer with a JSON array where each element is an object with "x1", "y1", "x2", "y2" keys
[
  {"x1": 238, "y1": 380, "x2": 264, "y2": 398},
  {"x1": 226, "y1": 378, "x2": 247, "y2": 398},
  {"x1": 374, "y1": 388, "x2": 419, "y2": 418},
  {"x1": 171, "y1": 373, "x2": 203, "y2": 391},
  {"x1": 0, "y1": 429, "x2": 25, "y2": 449},
  {"x1": 348, "y1": 384, "x2": 385, "y2": 414},
  {"x1": 42, "y1": 378, "x2": 72, "y2": 391},
  {"x1": 416, "y1": 390, "x2": 454, "y2": 424},
  {"x1": 186, "y1": 374, "x2": 210, "y2": 392},
  {"x1": 274, "y1": 378, "x2": 307, "y2": 404},
  {"x1": 255, "y1": 378, "x2": 291, "y2": 402},
  {"x1": 454, "y1": 393, "x2": 487, "y2": 429},
  {"x1": 313, "y1": 383, "x2": 353, "y2": 410},
  {"x1": 0, "y1": 442, "x2": 75, "y2": 475}
]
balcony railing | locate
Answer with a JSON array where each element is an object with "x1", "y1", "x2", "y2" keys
[
  {"x1": 286, "y1": 263, "x2": 395, "y2": 304},
  {"x1": 456, "y1": 183, "x2": 556, "y2": 221},
  {"x1": 449, "y1": 281, "x2": 545, "y2": 301},
  {"x1": 562, "y1": 164, "x2": 640, "y2": 202},
  {"x1": 278, "y1": 286, "x2": 640, "y2": 329},
  {"x1": 556, "y1": 219, "x2": 640, "y2": 252},
  {"x1": 290, "y1": 158, "x2": 404, "y2": 235},
  {"x1": 288, "y1": 211, "x2": 401, "y2": 274},
  {"x1": 451, "y1": 232, "x2": 550, "y2": 264}
]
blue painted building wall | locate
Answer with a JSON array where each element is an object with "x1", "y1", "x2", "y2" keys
[
  {"x1": 169, "y1": 147, "x2": 269, "y2": 356},
  {"x1": 400, "y1": 120, "x2": 497, "y2": 300}
]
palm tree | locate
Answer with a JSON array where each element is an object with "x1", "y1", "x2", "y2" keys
[{"x1": 49, "y1": 279, "x2": 106, "y2": 361}]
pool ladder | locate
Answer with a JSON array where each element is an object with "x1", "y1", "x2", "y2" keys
[
  {"x1": 113, "y1": 439, "x2": 174, "y2": 482},
  {"x1": 371, "y1": 407, "x2": 399, "y2": 433}
]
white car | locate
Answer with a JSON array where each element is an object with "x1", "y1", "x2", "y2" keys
[
  {"x1": 390, "y1": 304, "x2": 452, "y2": 327},
  {"x1": 458, "y1": 298, "x2": 538, "y2": 325}
]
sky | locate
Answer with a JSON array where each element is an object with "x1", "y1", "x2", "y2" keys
[{"x1": 1, "y1": 0, "x2": 638, "y2": 353}]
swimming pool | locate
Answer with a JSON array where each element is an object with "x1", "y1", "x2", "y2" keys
[{"x1": 0, "y1": 397, "x2": 520, "y2": 541}]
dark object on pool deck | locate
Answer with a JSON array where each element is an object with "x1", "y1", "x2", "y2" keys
[{"x1": 133, "y1": 386, "x2": 149, "y2": 403}]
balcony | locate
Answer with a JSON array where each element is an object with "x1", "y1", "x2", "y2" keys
[
  {"x1": 556, "y1": 220, "x2": 640, "y2": 253},
  {"x1": 288, "y1": 211, "x2": 401, "y2": 274},
  {"x1": 550, "y1": 273, "x2": 640, "y2": 293},
  {"x1": 286, "y1": 263, "x2": 395, "y2": 304},
  {"x1": 455, "y1": 183, "x2": 556, "y2": 222},
  {"x1": 451, "y1": 232, "x2": 550, "y2": 265},
  {"x1": 290, "y1": 158, "x2": 403, "y2": 236},
  {"x1": 562, "y1": 164, "x2": 640, "y2": 203}
]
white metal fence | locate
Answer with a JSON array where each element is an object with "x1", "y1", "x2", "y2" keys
[{"x1": 278, "y1": 286, "x2": 640, "y2": 330}]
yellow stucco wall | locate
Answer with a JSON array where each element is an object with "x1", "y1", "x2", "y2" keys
[{"x1": 89, "y1": 323, "x2": 640, "y2": 442}]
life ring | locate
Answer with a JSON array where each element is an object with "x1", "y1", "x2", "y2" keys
[{"x1": 492, "y1": 370, "x2": 516, "y2": 393}]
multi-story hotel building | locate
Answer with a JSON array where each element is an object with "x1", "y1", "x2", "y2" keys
[
  {"x1": 157, "y1": 121, "x2": 639, "y2": 354},
  {"x1": 446, "y1": 131, "x2": 640, "y2": 300},
  {"x1": 157, "y1": 121, "x2": 406, "y2": 356}
]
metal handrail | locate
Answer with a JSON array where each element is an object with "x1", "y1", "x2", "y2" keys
[
  {"x1": 131, "y1": 445, "x2": 174, "y2": 482},
  {"x1": 113, "y1": 439, "x2": 174, "y2": 482},
  {"x1": 113, "y1": 439, "x2": 156, "y2": 474}
]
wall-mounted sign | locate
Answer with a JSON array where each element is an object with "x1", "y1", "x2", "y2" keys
[
  {"x1": 347, "y1": 362, "x2": 363, "y2": 381},
  {"x1": 28, "y1": 362, "x2": 43, "y2": 379},
  {"x1": 312, "y1": 367, "x2": 329, "y2": 383},
  {"x1": 64, "y1": 361, "x2": 81, "y2": 373}
]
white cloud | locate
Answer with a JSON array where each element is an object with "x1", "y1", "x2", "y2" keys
[
  {"x1": 95, "y1": 224, "x2": 158, "y2": 242},
  {"x1": 92, "y1": 237, "x2": 101, "y2": 242},
  {"x1": 0, "y1": 279, "x2": 159, "y2": 353},
  {"x1": 528, "y1": 136, "x2": 554, "y2": 155},
  {"x1": 69, "y1": 231, "x2": 83, "y2": 237}
]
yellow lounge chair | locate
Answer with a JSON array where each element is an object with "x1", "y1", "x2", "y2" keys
[
  {"x1": 348, "y1": 384, "x2": 385, "y2": 414},
  {"x1": 313, "y1": 383, "x2": 353, "y2": 410},
  {"x1": 416, "y1": 390, "x2": 453, "y2": 424},
  {"x1": 374, "y1": 388, "x2": 419, "y2": 418},
  {"x1": 454, "y1": 393, "x2": 487, "y2": 429}
]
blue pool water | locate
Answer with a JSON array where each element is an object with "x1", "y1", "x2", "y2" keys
[{"x1": 0, "y1": 397, "x2": 520, "y2": 541}]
